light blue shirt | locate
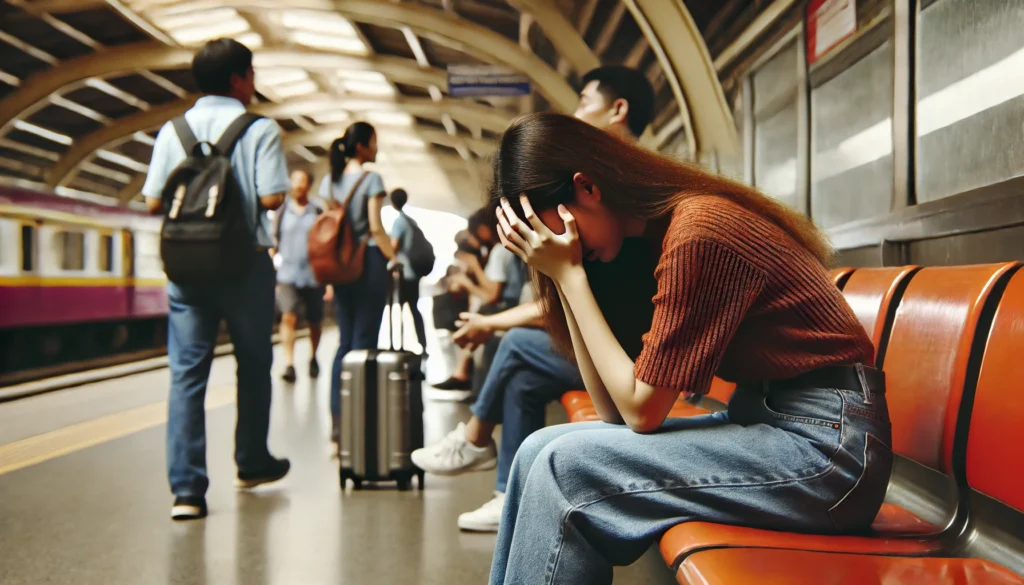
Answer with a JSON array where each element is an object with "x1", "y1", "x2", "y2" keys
[
  {"x1": 317, "y1": 171, "x2": 386, "y2": 247},
  {"x1": 275, "y1": 201, "x2": 322, "y2": 288},
  {"x1": 390, "y1": 211, "x2": 417, "y2": 281},
  {"x1": 142, "y1": 95, "x2": 290, "y2": 248}
]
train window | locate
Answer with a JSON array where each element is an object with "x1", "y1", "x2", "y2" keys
[
  {"x1": 57, "y1": 231, "x2": 85, "y2": 271},
  {"x1": 21, "y1": 225, "x2": 35, "y2": 272},
  {"x1": 98, "y1": 234, "x2": 114, "y2": 273},
  {"x1": 716, "y1": 96, "x2": 746, "y2": 182},
  {"x1": 917, "y1": 0, "x2": 1024, "y2": 202},
  {"x1": 752, "y1": 41, "x2": 800, "y2": 209},
  {"x1": 810, "y1": 40, "x2": 895, "y2": 228}
]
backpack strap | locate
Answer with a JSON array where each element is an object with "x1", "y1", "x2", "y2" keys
[
  {"x1": 272, "y1": 205, "x2": 286, "y2": 248},
  {"x1": 171, "y1": 116, "x2": 198, "y2": 154},
  {"x1": 215, "y1": 113, "x2": 264, "y2": 154}
]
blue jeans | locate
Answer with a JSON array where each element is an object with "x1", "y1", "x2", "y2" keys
[
  {"x1": 470, "y1": 328, "x2": 583, "y2": 493},
  {"x1": 166, "y1": 249, "x2": 276, "y2": 498},
  {"x1": 330, "y1": 247, "x2": 389, "y2": 421},
  {"x1": 489, "y1": 369, "x2": 892, "y2": 585}
]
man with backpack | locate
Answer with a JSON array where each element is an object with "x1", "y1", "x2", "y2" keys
[
  {"x1": 271, "y1": 169, "x2": 327, "y2": 383},
  {"x1": 389, "y1": 188, "x2": 434, "y2": 351},
  {"x1": 142, "y1": 38, "x2": 291, "y2": 521}
]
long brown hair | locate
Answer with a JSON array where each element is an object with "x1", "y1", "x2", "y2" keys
[{"x1": 489, "y1": 113, "x2": 833, "y2": 358}]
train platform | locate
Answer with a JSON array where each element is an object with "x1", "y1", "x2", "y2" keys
[{"x1": 0, "y1": 330, "x2": 674, "y2": 585}]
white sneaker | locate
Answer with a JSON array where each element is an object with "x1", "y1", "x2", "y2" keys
[
  {"x1": 328, "y1": 440, "x2": 339, "y2": 460},
  {"x1": 458, "y1": 492, "x2": 505, "y2": 532},
  {"x1": 411, "y1": 422, "x2": 497, "y2": 476}
]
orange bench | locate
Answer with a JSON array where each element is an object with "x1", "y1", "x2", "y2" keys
[{"x1": 674, "y1": 264, "x2": 1024, "y2": 583}]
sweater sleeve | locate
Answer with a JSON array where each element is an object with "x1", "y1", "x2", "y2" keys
[{"x1": 634, "y1": 238, "x2": 767, "y2": 396}]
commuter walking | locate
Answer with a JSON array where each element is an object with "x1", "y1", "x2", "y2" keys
[
  {"x1": 388, "y1": 188, "x2": 433, "y2": 351},
  {"x1": 143, "y1": 38, "x2": 291, "y2": 521},
  {"x1": 272, "y1": 169, "x2": 328, "y2": 383},
  {"x1": 319, "y1": 123, "x2": 397, "y2": 453}
]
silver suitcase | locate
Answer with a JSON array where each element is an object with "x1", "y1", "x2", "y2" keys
[{"x1": 338, "y1": 269, "x2": 425, "y2": 490}]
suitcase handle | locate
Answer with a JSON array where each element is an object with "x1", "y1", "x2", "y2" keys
[{"x1": 387, "y1": 265, "x2": 404, "y2": 352}]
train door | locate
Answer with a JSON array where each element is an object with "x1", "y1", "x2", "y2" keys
[{"x1": 122, "y1": 229, "x2": 135, "y2": 317}]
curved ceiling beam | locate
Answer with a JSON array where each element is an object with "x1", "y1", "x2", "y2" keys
[
  {"x1": 505, "y1": 0, "x2": 600, "y2": 77},
  {"x1": 153, "y1": 0, "x2": 578, "y2": 112},
  {"x1": 47, "y1": 95, "x2": 507, "y2": 187},
  {"x1": 0, "y1": 42, "x2": 450, "y2": 132},
  {"x1": 46, "y1": 100, "x2": 194, "y2": 188},
  {"x1": 255, "y1": 96, "x2": 510, "y2": 133},
  {"x1": 623, "y1": 0, "x2": 738, "y2": 156},
  {"x1": 283, "y1": 125, "x2": 495, "y2": 158}
]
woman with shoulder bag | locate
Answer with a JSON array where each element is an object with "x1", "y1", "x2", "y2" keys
[{"x1": 317, "y1": 122, "x2": 396, "y2": 454}]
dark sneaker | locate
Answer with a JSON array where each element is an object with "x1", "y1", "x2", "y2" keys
[
  {"x1": 281, "y1": 366, "x2": 296, "y2": 383},
  {"x1": 171, "y1": 496, "x2": 207, "y2": 521},
  {"x1": 434, "y1": 376, "x2": 472, "y2": 391},
  {"x1": 235, "y1": 457, "x2": 291, "y2": 489},
  {"x1": 309, "y1": 358, "x2": 320, "y2": 378}
]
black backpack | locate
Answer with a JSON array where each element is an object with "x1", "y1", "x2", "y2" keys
[
  {"x1": 402, "y1": 213, "x2": 436, "y2": 278},
  {"x1": 159, "y1": 113, "x2": 263, "y2": 285}
]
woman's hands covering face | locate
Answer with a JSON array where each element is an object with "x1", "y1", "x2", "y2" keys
[{"x1": 496, "y1": 195, "x2": 582, "y2": 284}]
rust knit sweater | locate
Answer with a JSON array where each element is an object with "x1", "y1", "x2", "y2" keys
[{"x1": 633, "y1": 194, "x2": 873, "y2": 396}]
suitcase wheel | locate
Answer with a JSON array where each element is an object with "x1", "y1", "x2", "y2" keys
[
  {"x1": 339, "y1": 470, "x2": 364, "y2": 490},
  {"x1": 396, "y1": 475, "x2": 412, "y2": 492}
]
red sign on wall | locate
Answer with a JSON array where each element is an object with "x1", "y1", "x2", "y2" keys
[{"x1": 807, "y1": 0, "x2": 857, "y2": 64}]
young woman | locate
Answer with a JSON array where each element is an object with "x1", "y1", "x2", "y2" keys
[
  {"x1": 487, "y1": 113, "x2": 890, "y2": 585},
  {"x1": 320, "y1": 122, "x2": 396, "y2": 451}
]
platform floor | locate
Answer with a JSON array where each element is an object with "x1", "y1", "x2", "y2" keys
[{"x1": 0, "y1": 328, "x2": 674, "y2": 585}]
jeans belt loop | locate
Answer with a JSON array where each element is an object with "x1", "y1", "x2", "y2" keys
[{"x1": 856, "y1": 363, "x2": 873, "y2": 405}]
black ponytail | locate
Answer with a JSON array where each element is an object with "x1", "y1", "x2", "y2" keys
[{"x1": 330, "y1": 121, "x2": 376, "y2": 183}]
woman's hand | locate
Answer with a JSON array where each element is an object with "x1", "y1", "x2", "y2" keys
[{"x1": 496, "y1": 196, "x2": 582, "y2": 284}]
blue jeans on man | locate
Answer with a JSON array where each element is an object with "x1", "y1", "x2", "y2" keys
[
  {"x1": 166, "y1": 249, "x2": 277, "y2": 497},
  {"x1": 470, "y1": 327, "x2": 583, "y2": 493}
]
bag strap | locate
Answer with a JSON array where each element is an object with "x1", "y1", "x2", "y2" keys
[
  {"x1": 338, "y1": 171, "x2": 369, "y2": 211},
  {"x1": 171, "y1": 116, "x2": 198, "y2": 154},
  {"x1": 215, "y1": 113, "x2": 263, "y2": 154}
]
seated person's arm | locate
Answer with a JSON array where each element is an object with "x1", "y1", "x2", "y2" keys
[
  {"x1": 451, "y1": 272, "x2": 503, "y2": 305},
  {"x1": 456, "y1": 251, "x2": 484, "y2": 280},
  {"x1": 556, "y1": 282, "x2": 626, "y2": 425},
  {"x1": 453, "y1": 300, "x2": 545, "y2": 348}
]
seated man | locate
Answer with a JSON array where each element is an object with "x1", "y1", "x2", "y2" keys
[
  {"x1": 411, "y1": 65, "x2": 657, "y2": 531},
  {"x1": 434, "y1": 208, "x2": 527, "y2": 391}
]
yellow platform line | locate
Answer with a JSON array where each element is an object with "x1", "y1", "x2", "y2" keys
[{"x1": 0, "y1": 386, "x2": 235, "y2": 476}]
